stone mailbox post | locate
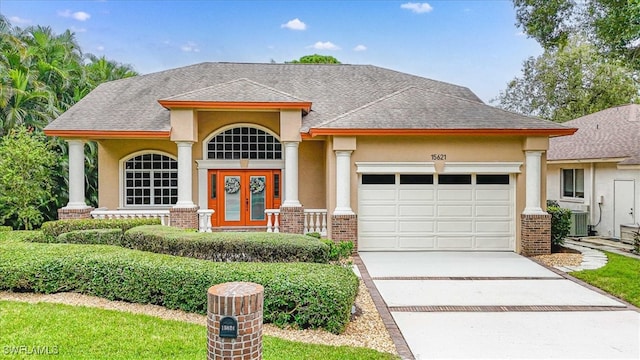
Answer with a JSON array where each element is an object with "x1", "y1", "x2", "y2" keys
[{"x1": 207, "y1": 282, "x2": 264, "y2": 360}]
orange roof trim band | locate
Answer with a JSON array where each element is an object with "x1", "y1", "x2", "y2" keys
[
  {"x1": 158, "y1": 100, "x2": 312, "y2": 112},
  {"x1": 43, "y1": 130, "x2": 171, "y2": 139},
  {"x1": 306, "y1": 128, "x2": 577, "y2": 137}
]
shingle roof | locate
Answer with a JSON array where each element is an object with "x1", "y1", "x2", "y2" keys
[
  {"x1": 316, "y1": 86, "x2": 568, "y2": 130},
  {"x1": 45, "y1": 62, "x2": 569, "y2": 134},
  {"x1": 160, "y1": 78, "x2": 309, "y2": 103},
  {"x1": 547, "y1": 104, "x2": 640, "y2": 165}
]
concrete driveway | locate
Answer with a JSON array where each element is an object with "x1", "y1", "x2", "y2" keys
[{"x1": 357, "y1": 252, "x2": 640, "y2": 359}]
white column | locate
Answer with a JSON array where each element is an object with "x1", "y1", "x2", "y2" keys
[
  {"x1": 523, "y1": 150, "x2": 546, "y2": 215},
  {"x1": 175, "y1": 141, "x2": 196, "y2": 208},
  {"x1": 334, "y1": 150, "x2": 354, "y2": 215},
  {"x1": 65, "y1": 139, "x2": 89, "y2": 209},
  {"x1": 282, "y1": 141, "x2": 301, "y2": 207}
]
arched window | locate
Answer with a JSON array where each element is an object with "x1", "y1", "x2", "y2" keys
[
  {"x1": 207, "y1": 126, "x2": 282, "y2": 160},
  {"x1": 124, "y1": 153, "x2": 177, "y2": 206}
]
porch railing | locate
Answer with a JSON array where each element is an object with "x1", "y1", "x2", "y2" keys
[
  {"x1": 197, "y1": 209, "x2": 214, "y2": 232},
  {"x1": 265, "y1": 209, "x2": 327, "y2": 237},
  {"x1": 90, "y1": 208, "x2": 215, "y2": 233},
  {"x1": 91, "y1": 209, "x2": 170, "y2": 225}
]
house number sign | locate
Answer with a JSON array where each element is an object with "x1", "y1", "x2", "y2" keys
[
  {"x1": 219, "y1": 316, "x2": 238, "y2": 338},
  {"x1": 431, "y1": 154, "x2": 447, "y2": 161}
]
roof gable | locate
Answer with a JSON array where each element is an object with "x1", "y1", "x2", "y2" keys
[{"x1": 548, "y1": 104, "x2": 640, "y2": 164}]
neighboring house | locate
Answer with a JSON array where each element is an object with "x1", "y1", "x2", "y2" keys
[
  {"x1": 547, "y1": 104, "x2": 640, "y2": 238},
  {"x1": 44, "y1": 62, "x2": 574, "y2": 255}
]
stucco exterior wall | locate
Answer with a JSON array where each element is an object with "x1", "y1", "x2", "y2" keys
[
  {"x1": 324, "y1": 135, "x2": 541, "y2": 252},
  {"x1": 299, "y1": 140, "x2": 326, "y2": 209},
  {"x1": 548, "y1": 162, "x2": 640, "y2": 237},
  {"x1": 98, "y1": 139, "x2": 177, "y2": 209}
]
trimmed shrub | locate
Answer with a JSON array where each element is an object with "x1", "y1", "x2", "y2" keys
[
  {"x1": 123, "y1": 226, "x2": 329, "y2": 263},
  {"x1": 39, "y1": 218, "x2": 160, "y2": 242},
  {"x1": 57, "y1": 228, "x2": 124, "y2": 245},
  {"x1": 0, "y1": 239, "x2": 358, "y2": 333},
  {"x1": 0, "y1": 226, "x2": 11, "y2": 232},
  {"x1": 548, "y1": 206, "x2": 572, "y2": 246},
  {"x1": 322, "y1": 239, "x2": 355, "y2": 262}
]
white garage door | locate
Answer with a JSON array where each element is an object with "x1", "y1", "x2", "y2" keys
[{"x1": 358, "y1": 173, "x2": 515, "y2": 251}]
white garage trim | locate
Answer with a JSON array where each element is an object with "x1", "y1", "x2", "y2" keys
[
  {"x1": 443, "y1": 162, "x2": 522, "y2": 174},
  {"x1": 356, "y1": 162, "x2": 436, "y2": 174}
]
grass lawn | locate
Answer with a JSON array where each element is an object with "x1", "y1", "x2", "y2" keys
[
  {"x1": 571, "y1": 251, "x2": 640, "y2": 307},
  {"x1": 0, "y1": 301, "x2": 397, "y2": 360}
]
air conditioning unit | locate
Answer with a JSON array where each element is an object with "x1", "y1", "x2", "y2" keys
[{"x1": 569, "y1": 211, "x2": 589, "y2": 237}]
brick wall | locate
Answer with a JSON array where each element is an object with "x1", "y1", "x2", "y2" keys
[
  {"x1": 169, "y1": 207, "x2": 199, "y2": 230},
  {"x1": 331, "y1": 214, "x2": 358, "y2": 249},
  {"x1": 57, "y1": 207, "x2": 94, "y2": 220},
  {"x1": 279, "y1": 206, "x2": 304, "y2": 234},
  {"x1": 207, "y1": 282, "x2": 263, "y2": 360},
  {"x1": 521, "y1": 213, "x2": 551, "y2": 256}
]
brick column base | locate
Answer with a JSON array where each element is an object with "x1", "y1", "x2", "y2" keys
[
  {"x1": 331, "y1": 214, "x2": 358, "y2": 249},
  {"x1": 207, "y1": 282, "x2": 264, "y2": 360},
  {"x1": 57, "y1": 207, "x2": 94, "y2": 220},
  {"x1": 521, "y1": 213, "x2": 551, "y2": 256},
  {"x1": 279, "y1": 206, "x2": 304, "y2": 234},
  {"x1": 170, "y1": 206, "x2": 199, "y2": 230}
]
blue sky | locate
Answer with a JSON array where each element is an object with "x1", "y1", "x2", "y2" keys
[{"x1": 1, "y1": 0, "x2": 542, "y2": 102}]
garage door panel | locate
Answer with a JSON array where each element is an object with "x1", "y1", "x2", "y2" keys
[
  {"x1": 437, "y1": 205, "x2": 473, "y2": 217},
  {"x1": 438, "y1": 189, "x2": 473, "y2": 201},
  {"x1": 398, "y1": 236, "x2": 436, "y2": 249},
  {"x1": 360, "y1": 220, "x2": 396, "y2": 233},
  {"x1": 399, "y1": 189, "x2": 434, "y2": 201},
  {"x1": 476, "y1": 205, "x2": 511, "y2": 217},
  {"x1": 360, "y1": 188, "x2": 396, "y2": 201},
  {"x1": 476, "y1": 188, "x2": 511, "y2": 201},
  {"x1": 360, "y1": 204, "x2": 397, "y2": 217},
  {"x1": 358, "y1": 173, "x2": 514, "y2": 251},
  {"x1": 399, "y1": 204, "x2": 434, "y2": 217},
  {"x1": 360, "y1": 236, "x2": 398, "y2": 250},
  {"x1": 399, "y1": 220, "x2": 434, "y2": 232},
  {"x1": 475, "y1": 236, "x2": 512, "y2": 249},
  {"x1": 476, "y1": 221, "x2": 512, "y2": 234},
  {"x1": 438, "y1": 221, "x2": 473, "y2": 232},
  {"x1": 437, "y1": 236, "x2": 473, "y2": 248}
]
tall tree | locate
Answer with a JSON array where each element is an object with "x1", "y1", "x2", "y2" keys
[
  {"x1": 288, "y1": 54, "x2": 341, "y2": 64},
  {"x1": 0, "y1": 16, "x2": 138, "y2": 223},
  {"x1": 514, "y1": 0, "x2": 640, "y2": 69},
  {"x1": 0, "y1": 128, "x2": 56, "y2": 229},
  {"x1": 493, "y1": 38, "x2": 639, "y2": 122}
]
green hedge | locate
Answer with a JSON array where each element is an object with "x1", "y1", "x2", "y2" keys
[
  {"x1": 122, "y1": 226, "x2": 329, "y2": 263},
  {"x1": 0, "y1": 239, "x2": 358, "y2": 334},
  {"x1": 0, "y1": 226, "x2": 11, "y2": 232},
  {"x1": 58, "y1": 228, "x2": 124, "y2": 245},
  {"x1": 39, "y1": 218, "x2": 161, "y2": 242}
]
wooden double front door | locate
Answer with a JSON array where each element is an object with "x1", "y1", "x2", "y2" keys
[{"x1": 208, "y1": 170, "x2": 281, "y2": 227}]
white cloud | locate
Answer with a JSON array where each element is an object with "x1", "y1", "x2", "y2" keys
[
  {"x1": 96, "y1": 45, "x2": 105, "y2": 51},
  {"x1": 401, "y1": 2, "x2": 433, "y2": 14},
  {"x1": 353, "y1": 44, "x2": 367, "y2": 52},
  {"x1": 309, "y1": 41, "x2": 340, "y2": 50},
  {"x1": 70, "y1": 26, "x2": 87, "y2": 33},
  {"x1": 58, "y1": 9, "x2": 91, "y2": 21},
  {"x1": 515, "y1": 31, "x2": 526, "y2": 37},
  {"x1": 281, "y1": 18, "x2": 306, "y2": 30},
  {"x1": 9, "y1": 16, "x2": 31, "y2": 25},
  {"x1": 181, "y1": 41, "x2": 200, "y2": 53}
]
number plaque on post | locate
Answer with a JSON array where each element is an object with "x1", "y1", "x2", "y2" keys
[{"x1": 219, "y1": 316, "x2": 238, "y2": 338}]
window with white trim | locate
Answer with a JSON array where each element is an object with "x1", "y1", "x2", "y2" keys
[
  {"x1": 562, "y1": 169, "x2": 584, "y2": 198},
  {"x1": 207, "y1": 126, "x2": 282, "y2": 160},
  {"x1": 124, "y1": 153, "x2": 177, "y2": 206}
]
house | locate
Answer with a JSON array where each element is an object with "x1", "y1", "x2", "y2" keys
[
  {"x1": 547, "y1": 104, "x2": 640, "y2": 239},
  {"x1": 43, "y1": 62, "x2": 575, "y2": 255}
]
